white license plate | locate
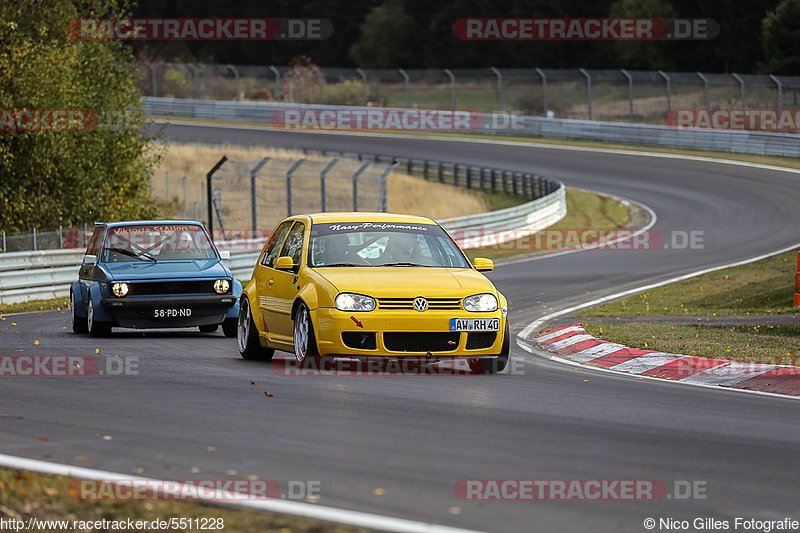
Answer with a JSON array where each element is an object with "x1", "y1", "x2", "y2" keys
[
  {"x1": 450, "y1": 318, "x2": 500, "y2": 332},
  {"x1": 154, "y1": 308, "x2": 192, "y2": 318}
]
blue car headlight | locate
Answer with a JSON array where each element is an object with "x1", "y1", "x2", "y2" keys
[{"x1": 111, "y1": 282, "x2": 129, "y2": 298}]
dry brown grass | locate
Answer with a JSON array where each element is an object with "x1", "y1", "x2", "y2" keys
[{"x1": 153, "y1": 143, "x2": 489, "y2": 226}]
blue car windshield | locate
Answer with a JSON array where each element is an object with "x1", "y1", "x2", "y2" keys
[
  {"x1": 309, "y1": 222, "x2": 470, "y2": 268},
  {"x1": 101, "y1": 224, "x2": 217, "y2": 262}
]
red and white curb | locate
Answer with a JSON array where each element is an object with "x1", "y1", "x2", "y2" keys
[{"x1": 536, "y1": 324, "x2": 800, "y2": 397}]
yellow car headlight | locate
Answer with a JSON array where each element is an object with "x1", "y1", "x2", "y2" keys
[
  {"x1": 214, "y1": 279, "x2": 230, "y2": 294},
  {"x1": 335, "y1": 293, "x2": 376, "y2": 312},
  {"x1": 112, "y1": 282, "x2": 129, "y2": 298},
  {"x1": 463, "y1": 293, "x2": 498, "y2": 312}
]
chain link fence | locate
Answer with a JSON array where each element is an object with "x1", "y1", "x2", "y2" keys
[{"x1": 136, "y1": 62, "x2": 800, "y2": 124}]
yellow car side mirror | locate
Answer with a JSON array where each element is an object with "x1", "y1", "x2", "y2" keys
[
  {"x1": 473, "y1": 257, "x2": 494, "y2": 271},
  {"x1": 274, "y1": 256, "x2": 295, "y2": 271}
]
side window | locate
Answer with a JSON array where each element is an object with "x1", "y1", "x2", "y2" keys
[
  {"x1": 279, "y1": 222, "x2": 306, "y2": 265},
  {"x1": 261, "y1": 221, "x2": 294, "y2": 268},
  {"x1": 86, "y1": 229, "x2": 103, "y2": 257}
]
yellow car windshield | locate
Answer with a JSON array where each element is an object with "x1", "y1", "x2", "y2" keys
[{"x1": 309, "y1": 222, "x2": 470, "y2": 268}]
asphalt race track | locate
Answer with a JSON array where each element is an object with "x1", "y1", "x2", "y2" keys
[{"x1": 3, "y1": 124, "x2": 800, "y2": 532}]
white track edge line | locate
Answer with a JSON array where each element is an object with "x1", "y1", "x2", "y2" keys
[
  {"x1": 514, "y1": 337, "x2": 800, "y2": 403},
  {"x1": 0, "y1": 454, "x2": 483, "y2": 533}
]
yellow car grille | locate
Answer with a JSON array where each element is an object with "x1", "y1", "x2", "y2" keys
[{"x1": 376, "y1": 297, "x2": 462, "y2": 310}]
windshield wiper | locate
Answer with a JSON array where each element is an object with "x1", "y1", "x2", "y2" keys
[
  {"x1": 105, "y1": 247, "x2": 156, "y2": 262},
  {"x1": 315, "y1": 262, "x2": 363, "y2": 267},
  {"x1": 379, "y1": 262, "x2": 427, "y2": 267}
]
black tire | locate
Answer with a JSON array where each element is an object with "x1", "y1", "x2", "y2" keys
[
  {"x1": 293, "y1": 302, "x2": 321, "y2": 366},
  {"x1": 199, "y1": 324, "x2": 219, "y2": 333},
  {"x1": 71, "y1": 291, "x2": 88, "y2": 334},
  {"x1": 222, "y1": 317, "x2": 237, "y2": 338},
  {"x1": 469, "y1": 321, "x2": 510, "y2": 375},
  {"x1": 87, "y1": 298, "x2": 111, "y2": 338},
  {"x1": 238, "y1": 297, "x2": 274, "y2": 361}
]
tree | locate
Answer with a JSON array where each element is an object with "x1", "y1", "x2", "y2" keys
[
  {"x1": 0, "y1": 0, "x2": 159, "y2": 233},
  {"x1": 608, "y1": 0, "x2": 678, "y2": 70},
  {"x1": 762, "y1": 0, "x2": 800, "y2": 73},
  {"x1": 349, "y1": 0, "x2": 415, "y2": 67}
]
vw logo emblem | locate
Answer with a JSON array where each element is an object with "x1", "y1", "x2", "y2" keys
[{"x1": 413, "y1": 297, "x2": 428, "y2": 312}]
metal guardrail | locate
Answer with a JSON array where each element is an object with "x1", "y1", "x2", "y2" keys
[
  {"x1": 0, "y1": 185, "x2": 566, "y2": 306},
  {"x1": 439, "y1": 184, "x2": 566, "y2": 249},
  {"x1": 143, "y1": 97, "x2": 800, "y2": 158}
]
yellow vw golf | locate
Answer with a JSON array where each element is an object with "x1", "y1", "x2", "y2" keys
[{"x1": 237, "y1": 213, "x2": 509, "y2": 373}]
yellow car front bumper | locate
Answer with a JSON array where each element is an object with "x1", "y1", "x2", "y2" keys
[{"x1": 313, "y1": 307, "x2": 505, "y2": 357}]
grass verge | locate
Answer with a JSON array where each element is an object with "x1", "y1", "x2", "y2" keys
[
  {"x1": 465, "y1": 188, "x2": 630, "y2": 262},
  {"x1": 576, "y1": 250, "x2": 798, "y2": 317},
  {"x1": 0, "y1": 297, "x2": 70, "y2": 316},
  {"x1": 583, "y1": 323, "x2": 800, "y2": 365},
  {"x1": 573, "y1": 249, "x2": 800, "y2": 364},
  {"x1": 0, "y1": 467, "x2": 364, "y2": 533}
]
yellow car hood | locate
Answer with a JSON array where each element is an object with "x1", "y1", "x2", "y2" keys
[{"x1": 314, "y1": 267, "x2": 497, "y2": 297}]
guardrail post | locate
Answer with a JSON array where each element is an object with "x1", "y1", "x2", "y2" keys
[
  {"x1": 378, "y1": 162, "x2": 397, "y2": 212},
  {"x1": 490, "y1": 67, "x2": 503, "y2": 112},
  {"x1": 206, "y1": 156, "x2": 227, "y2": 240},
  {"x1": 58, "y1": 226, "x2": 63, "y2": 249},
  {"x1": 535, "y1": 68, "x2": 548, "y2": 115},
  {"x1": 770, "y1": 74, "x2": 783, "y2": 114},
  {"x1": 356, "y1": 68, "x2": 368, "y2": 106},
  {"x1": 621, "y1": 69, "x2": 633, "y2": 123},
  {"x1": 437, "y1": 161, "x2": 444, "y2": 183},
  {"x1": 443, "y1": 68, "x2": 456, "y2": 110},
  {"x1": 491, "y1": 169, "x2": 498, "y2": 192},
  {"x1": 658, "y1": 70, "x2": 671, "y2": 114},
  {"x1": 453, "y1": 164, "x2": 459, "y2": 186},
  {"x1": 268, "y1": 66, "x2": 281, "y2": 100},
  {"x1": 697, "y1": 72, "x2": 710, "y2": 114},
  {"x1": 226, "y1": 64, "x2": 240, "y2": 101},
  {"x1": 398, "y1": 69, "x2": 410, "y2": 108},
  {"x1": 512, "y1": 173, "x2": 519, "y2": 196},
  {"x1": 286, "y1": 159, "x2": 305, "y2": 216},
  {"x1": 352, "y1": 162, "x2": 370, "y2": 212},
  {"x1": 250, "y1": 157, "x2": 270, "y2": 233},
  {"x1": 320, "y1": 159, "x2": 338, "y2": 212},
  {"x1": 406, "y1": 158, "x2": 413, "y2": 174},
  {"x1": 422, "y1": 159, "x2": 429, "y2": 179},
  {"x1": 732, "y1": 73, "x2": 746, "y2": 112},
  {"x1": 579, "y1": 68, "x2": 592, "y2": 120},
  {"x1": 465, "y1": 167, "x2": 472, "y2": 189},
  {"x1": 2, "y1": 231, "x2": 5, "y2": 252}
]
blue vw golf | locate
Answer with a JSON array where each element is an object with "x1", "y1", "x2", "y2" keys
[{"x1": 70, "y1": 221, "x2": 241, "y2": 337}]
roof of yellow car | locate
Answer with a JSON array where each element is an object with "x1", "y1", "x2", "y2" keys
[{"x1": 306, "y1": 212, "x2": 438, "y2": 224}]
